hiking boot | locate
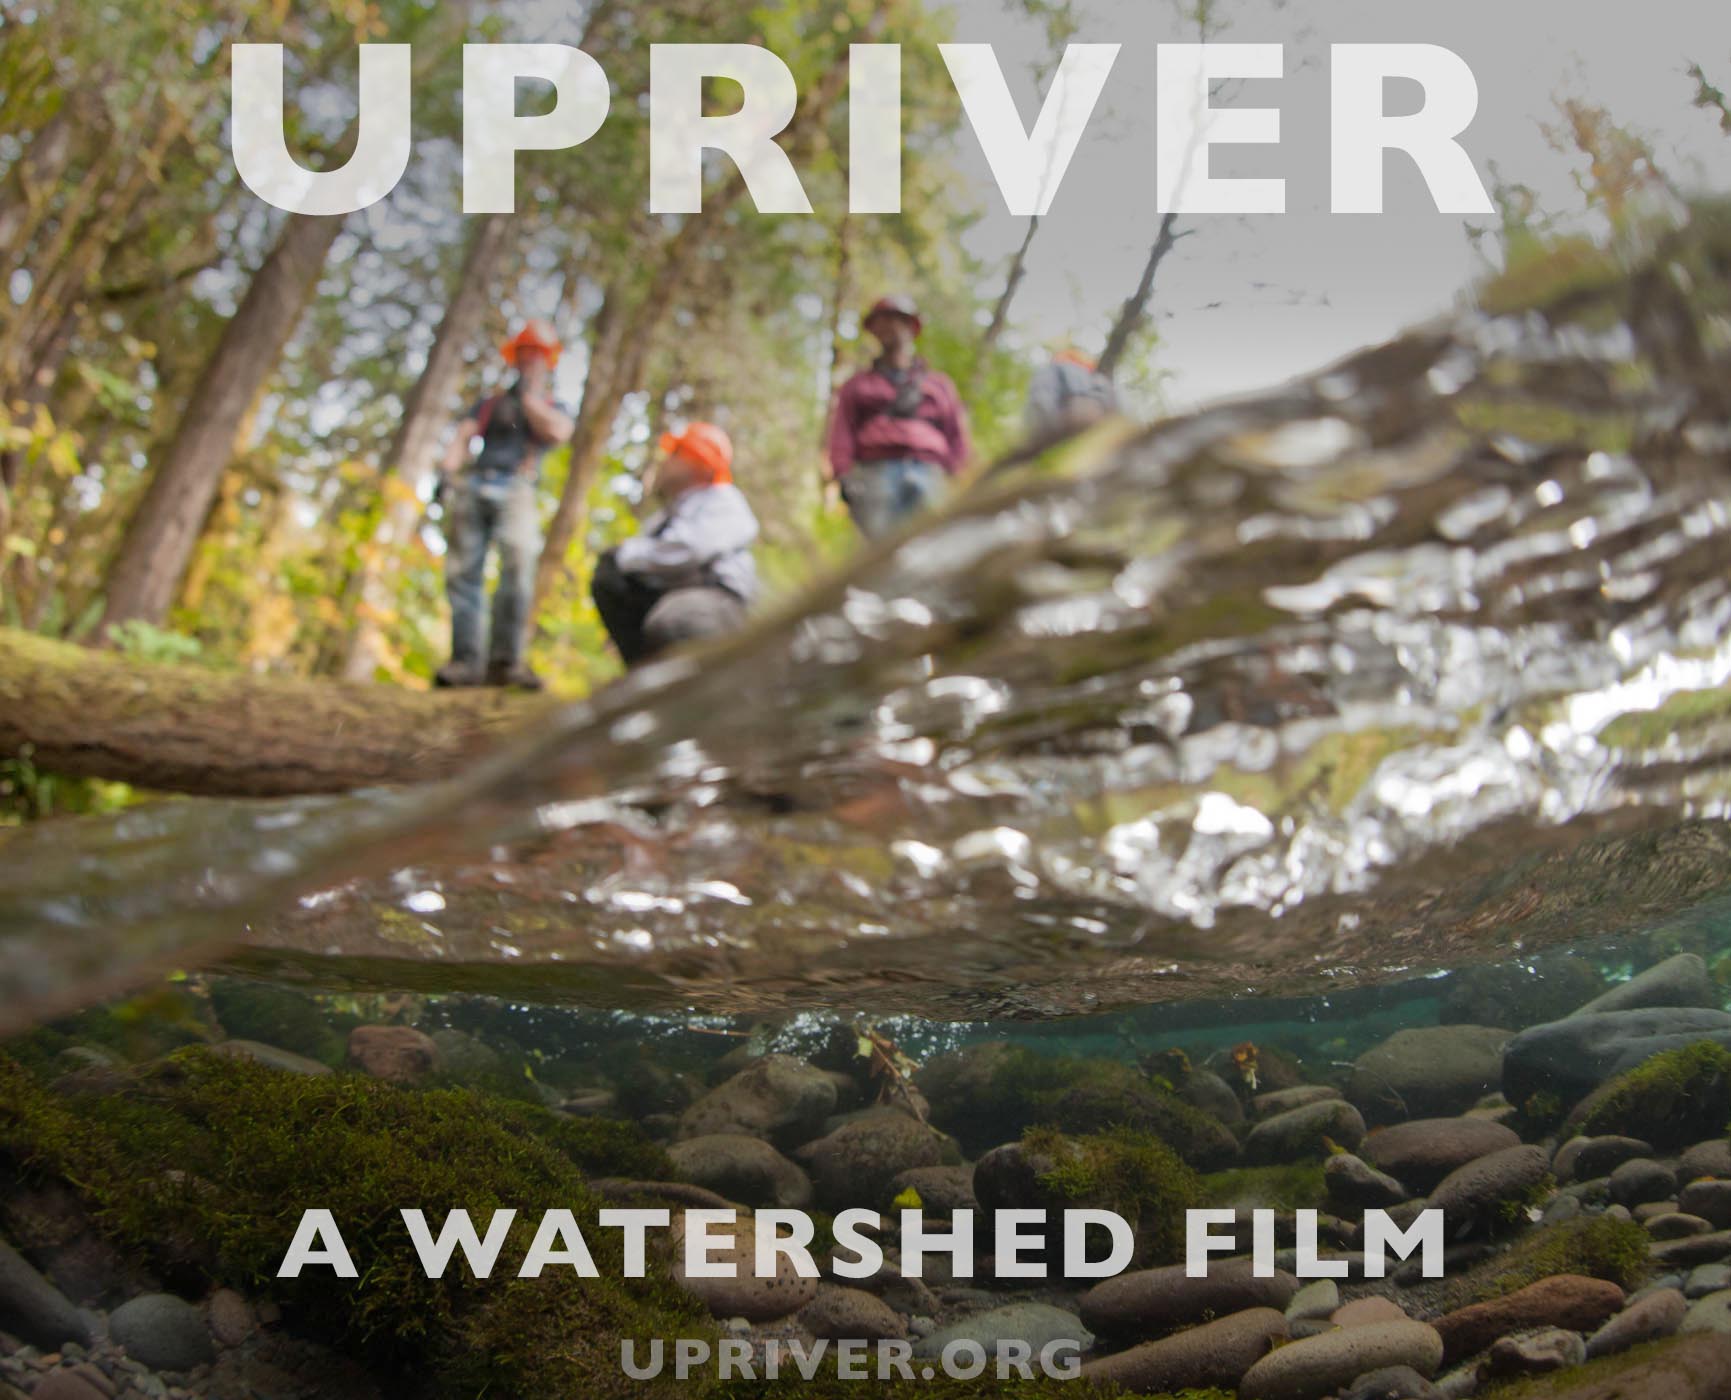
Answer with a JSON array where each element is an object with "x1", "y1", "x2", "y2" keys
[
  {"x1": 487, "y1": 659, "x2": 544, "y2": 691},
  {"x1": 433, "y1": 659, "x2": 483, "y2": 688}
]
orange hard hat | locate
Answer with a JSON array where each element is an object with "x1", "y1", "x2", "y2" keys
[
  {"x1": 658, "y1": 421, "x2": 733, "y2": 484},
  {"x1": 500, "y1": 318, "x2": 562, "y2": 368}
]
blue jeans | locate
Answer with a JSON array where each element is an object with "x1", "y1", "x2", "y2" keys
[
  {"x1": 840, "y1": 457, "x2": 948, "y2": 540},
  {"x1": 445, "y1": 474, "x2": 540, "y2": 667}
]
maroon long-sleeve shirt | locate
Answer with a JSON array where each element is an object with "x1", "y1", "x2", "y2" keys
[{"x1": 826, "y1": 360, "x2": 971, "y2": 479}]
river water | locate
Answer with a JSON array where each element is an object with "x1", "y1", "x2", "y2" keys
[{"x1": 4, "y1": 210, "x2": 1731, "y2": 1037}]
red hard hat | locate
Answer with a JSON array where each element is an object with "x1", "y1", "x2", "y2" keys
[
  {"x1": 659, "y1": 421, "x2": 734, "y2": 484},
  {"x1": 864, "y1": 294, "x2": 921, "y2": 335},
  {"x1": 500, "y1": 318, "x2": 562, "y2": 368}
]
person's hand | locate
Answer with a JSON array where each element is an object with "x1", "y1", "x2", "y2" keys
[{"x1": 823, "y1": 479, "x2": 844, "y2": 513}]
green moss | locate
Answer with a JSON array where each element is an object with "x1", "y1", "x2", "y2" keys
[
  {"x1": 1477, "y1": 1336, "x2": 1708, "y2": 1399},
  {"x1": 920, "y1": 1045, "x2": 1232, "y2": 1166},
  {"x1": 1466, "y1": 1215, "x2": 1651, "y2": 1302},
  {"x1": 208, "y1": 978, "x2": 345, "y2": 1066},
  {"x1": 1574, "y1": 1040, "x2": 1731, "y2": 1148},
  {"x1": 1024, "y1": 1126, "x2": 1203, "y2": 1266},
  {"x1": 1200, "y1": 1163, "x2": 1328, "y2": 1213},
  {"x1": 0, "y1": 1050, "x2": 694, "y2": 1399}
]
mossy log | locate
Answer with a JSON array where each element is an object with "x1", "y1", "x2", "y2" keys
[{"x1": 0, "y1": 628, "x2": 552, "y2": 797}]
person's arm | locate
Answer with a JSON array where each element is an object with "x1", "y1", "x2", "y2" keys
[
  {"x1": 439, "y1": 416, "x2": 479, "y2": 477},
  {"x1": 614, "y1": 491, "x2": 757, "y2": 578},
  {"x1": 522, "y1": 394, "x2": 575, "y2": 445},
  {"x1": 938, "y1": 375, "x2": 972, "y2": 471},
  {"x1": 825, "y1": 378, "x2": 858, "y2": 480}
]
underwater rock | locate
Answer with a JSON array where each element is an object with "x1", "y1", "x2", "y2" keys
[
  {"x1": 0, "y1": 1238, "x2": 91, "y2": 1350},
  {"x1": 108, "y1": 1291, "x2": 215, "y2": 1371},
  {"x1": 1238, "y1": 1319, "x2": 1444, "y2": 1400},
  {"x1": 1680, "y1": 1140, "x2": 1731, "y2": 1182},
  {"x1": 1686, "y1": 1263, "x2": 1731, "y2": 1297},
  {"x1": 1566, "y1": 1041, "x2": 1731, "y2": 1149},
  {"x1": 206, "y1": 1286, "x2": 257, "y2": 1347},
  {"x1": 1439, "y1": 957, "x2": 1607, "y2": 1030},
  {"x1": 669, "y1": 1214, "x2": 818, "y2": 1321},
  {"x1": 31, "y1": 1371, "x2": 113, "y2": 1400},
  {"x1": 1333, "y1": 1297, "x2": 1411, "y2": 1327},
  {"x1": 915, "y1": 1043, "x2": 1236, "y2": 1165},
  {"x1": 1349, "y1": 1026, "x2": 1511, "y2": 1125},
  {"x1": 1473, "y1": 1332, "x2": 1731, "y2": 1399},
  {"x1": 1585, "y1": 1286, "x2": 1688, "y2": 1357},
  {"x1": 1326, "y1": 1153, "x2": 1410, "y2": 1210},
  {"x1": 1079, "y1": 1257, "x2": 1299, "y2": 1341},
  {"x1": 1245, "y1": 1098, "x2": 1367, "y2": 1164},
  {"x1": 1553, "y1": 1135, "x2": 1652, "y2": 1184},
  {"x1": 1427, "y1": 1144, "x2": 1550, "y2": 1234},
  {"x1": 1649, "y1": 1231, "x2": 1731, "y2": 1268},
  {"x1": 666, "y1": 1133, "x2": 813, "y2": 1209},
  {"x1": 208, "y1": 980, "x2": 343, "y2": 1066},
  {"x1": 796, "y1": 1283, "x2": 907, "y2": 1341},
  {"x1": 1680, "y1": 1180, "x2": 1731, "y2": 1229},
  {"x1": 345, "y1": 1025, "x2": 439, "y2": 1082},
  {"x1": 1484, "y1": 1326, "x2": 1586, "y2": 1377},
  {"x1": 911, "y1": 1302, "x2": 1090, "y2": 1360},
  {"x1": 1338, "y1": 1365, "x2": 1441, "y2": 1400},
  {"x1": 676, "y1": 1053, "x2": 836, "y2": 1148},
  {"x1": 1572, "y1": 955, "x2": 1717, "y2": 1018},
  {"x1": 1253, "y1": 1086, "x2": 1342, "y2": 1117},
  {"x1": 209, "y1": 1038, "x2": 333, "y2": 1076},
  {"x1": 1502, "y1": 1010, "x2": 1731, "y2": 1108},
  {"x1": 1078, "y1": 1305, "x2": 1287, "y2": 1392},
  {"x1": 1611, "y1": 1159, "x2": 1680, "y2": 1207},
  {"x1": 973, "y1": 1128, "x2": 1199, "y2": 1269},
  {"x1": 1681, "y1": 1288, "x2": 1731, "y2": 1333},
  {"x1": 1180, "y1": 1068, "x2": 1245, "y2": 1125},
  {"x1": 1648, "y1": 1214, "x2": 1712, "y2": 1240},
  {"x1": 888, "y1": 1165, "x2": 977, "y2": 1218},
  {"x1": 796, "y1": 1107, "x2": 942, "y2": 1211},
  {"x1": 1286, "y1": 1279, "x2": 1340, "y2": 1320},
  {"x1": 1433, "y1": 1275, "x2": 1625, "y2": 1364},
  {"x1": 425, "y1": 1028, "x2": 504, "y2": 1081},
  {"x1": 1360, "y1": 1118, "x2": 1520, "y2": 1194}
]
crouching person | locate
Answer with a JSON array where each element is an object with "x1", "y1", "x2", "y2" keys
[{"x1": 592, "y1": 422, "x2": 758, "y2": 666}]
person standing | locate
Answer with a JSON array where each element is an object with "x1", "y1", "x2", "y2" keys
[
  {"x1": 825, "y1": 294, "x2": 970, "y2": 539},
  {"x1": 434, "y1": 319, "x2": 574, "y2": 690},
  {"x1": 591, "y1": 422, "x2": 759, "y2": 666}
]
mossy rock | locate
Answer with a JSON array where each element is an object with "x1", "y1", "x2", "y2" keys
[
  {"x1": 1439, "y1": 1215, "x2": 1650, "y2": 1311},
  {"x1": 8, "y1": 986, "x2": 216, "y2": 1074},
  {"x1": 1570, "y1": 1040, "x2": 1731, "y2": 1148},
  {"x1": 1476, "y1": 1332, "x2": 1731, "y2": 1399},
  {"x1": 209, "y1": 979, "x2": 345, "y2": 1067},
  {"x1": 919, "y1": 1044, "x2": 1236, "y2": 1166},
  {"x1": 1200, "y1": 1162, "x2": 1329, "y2": 1213},
  {"x1": 0, "y1": 1050, "x2": 694, "y2": 1399},
  {"x1": 1022, "y1": 1126, "x2": 1204, "y2": 1267}
]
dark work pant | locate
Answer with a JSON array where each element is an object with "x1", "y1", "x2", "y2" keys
[{"x1": 591, "y1": 551, "x2": 746, "y2": 666}]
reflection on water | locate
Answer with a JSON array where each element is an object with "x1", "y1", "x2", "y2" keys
[{"x1": 5, "y1": 209, "x2": 1731, "y2": 1027}]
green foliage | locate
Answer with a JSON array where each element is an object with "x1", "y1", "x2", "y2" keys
[
  {"x1": 0, "y1": 1050, "x2": 689, "y2": 1399},
  {"x1": 103, "y1": 618, "x2": 205, "y2": 665},
  {"x1": 0, "y1": 747, "x2": 135, "y2": 824}
]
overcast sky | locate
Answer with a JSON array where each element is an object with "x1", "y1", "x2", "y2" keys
[{"x1": 940, "y1": 0, "x2": 1728, "y2": 409}]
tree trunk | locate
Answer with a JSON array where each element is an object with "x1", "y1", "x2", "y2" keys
[
  {"x1": 1097, "y1": 212, "x2": 1181, "y2": 382},
  {"x1": 530, "y1": 283, "x2": 628, "y2": 614},
  {"x1": 96, "y1": 211, "x2": 345, "y2": 632},
  {"x1": 975, "y1": 214, "x2": 1040, "y2": 377},
  {"x1": 0, "y1": 627, "x2": 548, "y2": 797},
  {"x1": 340, "y1": 214, "x2": 511, "y2": 681}
]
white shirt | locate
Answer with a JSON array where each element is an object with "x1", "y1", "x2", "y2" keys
[{"x1": 614, "y1": 482, "x2": 760, "y2": 603}]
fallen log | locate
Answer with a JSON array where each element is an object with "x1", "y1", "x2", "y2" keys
[{"x1": 0, "y1": 628, "x2": 552, "y2": 797}]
